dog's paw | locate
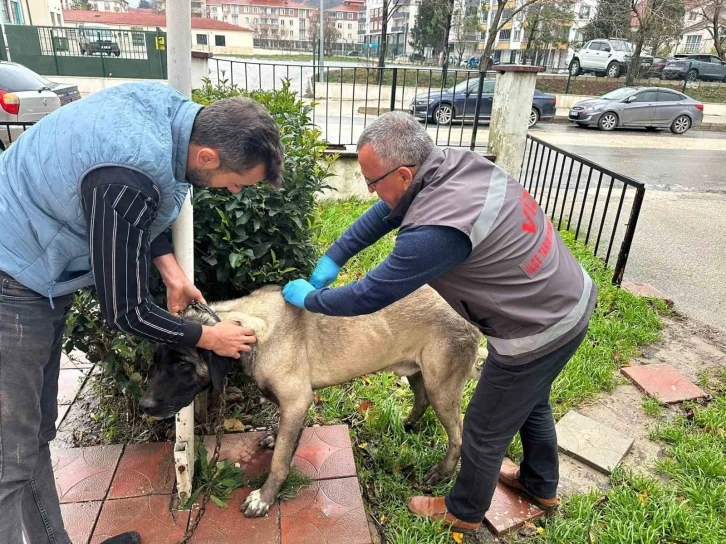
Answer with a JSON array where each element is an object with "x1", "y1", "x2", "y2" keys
[
  {"x1": 259, "y1": 434, "x2": 276, "y2": 450},
  {"x1": 403, "y1": 420, "x2": 417, "y2": 433},
  {"x1": 242, "y1": 489, "x2": 271, "y2": 518},
  {"x1": 423, "y1": 465, "x2": 449, "y2": 486}
]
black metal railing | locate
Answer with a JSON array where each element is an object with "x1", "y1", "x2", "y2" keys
[
  {"x1": 0, "y1": 122, "x2": 35, "y2": 152},
  {"x1": 521, "y1": 134, "x2": 645, "y2": 285},
  {"x1": 209, "y1": 58, "x2": 500, "y2": 150}
]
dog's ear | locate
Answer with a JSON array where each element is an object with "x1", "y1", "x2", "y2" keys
[{"x1": 203, "y1": 350, "x2": 235, "y2": 393}]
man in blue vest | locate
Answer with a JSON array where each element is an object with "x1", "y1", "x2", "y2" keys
[{"x1": 0, "y1": 82, "x2": 284, "y2": 544}]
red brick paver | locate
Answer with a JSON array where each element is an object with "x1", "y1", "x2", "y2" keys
[
  {"x1": 280, "y1": 477, "x2": 371, "y2": 544},
  {"x1": 51, "y1": 445, "x2": 123, "y2": 503},
  {"x1": 90, "y1": 495, "x2": 189, "y2": 544},
  {"x1": 484, "y1": 483, "x2": 545, "y2": 536},
  {"x1": 108, "y1": 442, "x2": 175, "y2": 499},
  {"x1": 60, "y1": 501, "x2": 102, "y2": 544},
  {"x1": 189, "y1": 488, "x2": 279, "y2": 543},
  {"x1": 622, "y1": 363, "x2": 707, "y2": 403}
]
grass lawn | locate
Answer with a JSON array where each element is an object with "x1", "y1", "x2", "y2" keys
[{"x1": 308, "y1": 197, "x2": 672, "y2": 543}]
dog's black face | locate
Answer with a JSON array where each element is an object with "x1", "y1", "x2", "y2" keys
[{"x1": 139, "y1": 344, "x2": 234, "y2": 420}]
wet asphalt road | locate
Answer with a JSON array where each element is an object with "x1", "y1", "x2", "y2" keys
[{"x1": 534, "y1": 124, "x2": 726, "y2": 332}]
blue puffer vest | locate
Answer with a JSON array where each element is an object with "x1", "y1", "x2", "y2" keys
[{"x1": 0, "y1": 82, "x2": 202, "y2": 304}]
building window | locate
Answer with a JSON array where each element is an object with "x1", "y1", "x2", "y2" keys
[
  {"x1": 232, "y1": 14, "x2": 238, "y2": 24},
  {"x1": 498, "y1": 29, "x2": 511, "y2": 41},
  {"x1": 684, "y1": 34, "x2": 701, "y2": 53},
  {"x1": 232, "y1": 4, "x2": 238, "y2": 14},
  {"x1": 281, "y1": 19, "x2": 284, "y2": 25},
  {"x1": 290, "y1": 30, "x2": 294, "y2": 36},
  {"x1": 338, "y1": 22, "x2": 342, "y2": 28},
  {"x1": 300, "y1": 30, "x2": 306, "y2": 39},
  {"x1": 337, "y1": 11, "x2": 342, "y2": 18},
  {"x1": 347, "y1": 12, "x2": 353, "y2": 19},
  {"x1": 244, "y1": 5, "x2": 248, "y2": 12},
  {"x1": 289, "y1": 8, "x2": 294, "y2": 15},
  {"x1": 512, "y1": 28, "x2": 520, "y2": 41},
  {"x1": 348, "y1": 23, "x2": 352, "y2": 28},
  {"x1": 253, "y1": 17, "x2": 258, "y2": 23},
  {"x1": 580, "y1": 5, "x2": 590, "y2": 18},
  {"x1": 196, "y1": 33, "x2": 208, "y2": 45},
  {"x1": 348, "y1": 33, "x2": 352, "y2": 39},
  {"x1": 688, "y1": 10, "x2": 697, "y2": 20},
  {"x1": 215, "y1": 34, "x2": 226, "y2": 46},
  {"x1": 253, "y1": 6, "x2": 258, "y2": 13},
  {"x1": 104, "y1": 1, "x2": 110, "y2": 10},
  {"x1": 300, "y1": 9, "x2": 306, "y2": 17},
  {"x1": 245, "y1": 16, "x2": 249, "y2": 22}
]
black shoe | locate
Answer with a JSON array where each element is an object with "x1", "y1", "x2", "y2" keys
[{"x1": 100, "y1": 532, "x2": 141, "y2": 544}]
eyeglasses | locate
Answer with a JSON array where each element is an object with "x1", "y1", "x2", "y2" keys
[{"x1": 365, "y1": 164, "x2": 416, "y2": 188}]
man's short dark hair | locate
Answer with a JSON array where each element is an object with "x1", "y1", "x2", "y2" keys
[{"x1": 190, "y1": 97, "x2": 284, "y2": 187}]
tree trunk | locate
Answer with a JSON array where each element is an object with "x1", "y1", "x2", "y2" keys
[
  {"x1": 478, "y1": 1, "x2": 504, "y2": 70},
  {"x1": 441, "y1": 0, "x2": 455, "y2": 78},
  {"x1": 378, "y1": 0, "x2": 389, "y2": 67},
  {"x1": 626, "y1": 30, "x2": 645, "y2": 85},
  {"x1": 713, "y1": 6, "x2": 724, "y2": 59},
  {"x1": 524, "y1": 12, "x2": 540, "y2": 64}
]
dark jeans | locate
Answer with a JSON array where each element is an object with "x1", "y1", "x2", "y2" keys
[
  {"x1": 0, "y1": 271, "x2": 73, "y2": 544},
  {"x1": 445, "y1": 326, "x2": 589, "y2": 523}
]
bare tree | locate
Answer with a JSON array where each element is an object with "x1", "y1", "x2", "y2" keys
[
  {"x1": 627, "y1": 0, "x2": 684, "y2": 84},
  {"x1": 478, "y1": 0, "x2": 548, "y2": 69},
  {"x1": 692, "y1": 0, "x2": 726, "y2": 58},
  {"x1": 378, "y1": 0, "x2": 408, "y2": 67},
  {"x1": 450, "y1": 0, "x2": 480, "y2": 64},
  {"x1": 521, "y1": 0, "x2": 574, "y2": 64},
  {"x1": 308, "y1": 12, "x2": 342, "y2": 55}
]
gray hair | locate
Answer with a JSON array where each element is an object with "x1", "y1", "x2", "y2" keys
[{"x1": 357, "y1": 111, "x2": 435, "y2": 170}]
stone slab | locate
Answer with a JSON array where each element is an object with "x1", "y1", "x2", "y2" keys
[
  {"x1": 51, "y1": 445, "x2": 123, "y2": 503},
  {"x1": 57, "y1": 368, "x2": 87, "y2": 405},
  {"x1": 109, "y1": 442, "x2": 175, "y2": 499},
  {"x1": 556, "y1": 410, "x2": 634, "y2": 475},
  {"x1": 188, "y1": 487, "x2": 280, "y2": 543},
  {"x1": 90, "y1": 495, "x2": 189, "y2": 544},
  {"x1": 60, "y1": 501, "x2": 102, "y2": 544},
  {"x1": 622, "y1": 363, "x2": 707, "y2": 403},
  {"x1": 280, "y1": 477, "x2": 371, "y2": 544},
  {"x1": 484, "y1": 483, "x2": 545, "y2": 536}
]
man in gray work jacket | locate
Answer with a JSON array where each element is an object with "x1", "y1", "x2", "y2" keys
[{"x1": 282, "y1": 112, "x2": 597, "y2": 533}]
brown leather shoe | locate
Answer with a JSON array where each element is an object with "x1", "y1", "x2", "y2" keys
[
  {"x1": 407, "y1": 496, "x2": 481, "y2": 533},
  {"x1": 499, "y1": 458, "x2": 559, "y2": 511}
]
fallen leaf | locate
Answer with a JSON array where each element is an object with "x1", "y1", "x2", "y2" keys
[
  {"x1": 356, "y1": 400, "x2": 374, "y2": 413},
  {"x1": 451, "y1": 532, "x2": 464, "y2": 543},
  {"x1": 637, "y1": 490, "x2": 648, "y2": 503},
  {"x1": 362, "y1": 375, "x2": 371, "y2": 384},
  {"x1": 358, "y1": 442, "x2": 368, "y2": 449},
  {"x1": 518, "y1": 522, "x2": 538, "y2": 537},
  {"x1": 223, "y1": 418, "x2": 245, "y2": 432},
  {"x1": 537, "y1": 527, "x2": 545, "y2": 535}
]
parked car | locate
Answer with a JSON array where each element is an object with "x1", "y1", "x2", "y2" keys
[
  {"x1": 644, "y1": 56, "x2": 669, "y2": 78},
  {"x1": 662, "y1": 54, "x2": 726, "y2": 81},
  {"x1": 0, "y1": 62, "x2": 75, "y2": 150},
  {"x1": 346, "y1": 50, "x2": 361, "y2": 57},
  {"x1": 566, "y1": 39, "x2": 653, "y2": 78},
  {"x1": 409, "y1": 78, "x2": 556, "y2": 128},
  {"x1": 409, "y1": 52, "x2": 425, "y2": 64},
  {"x1": 0, "y1": 61, "x2": 80, "y2": 106},
  {"x1": 568, "y1": 86, "x2": 703, "y2": 134},
  {"x1": 77, "y1": 23, "x2": 121, "y2": 57}
]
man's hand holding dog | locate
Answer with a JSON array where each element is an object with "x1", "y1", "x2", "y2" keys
[{"x1": 198, "y1": 320, "x2": 257, "y2": 358}]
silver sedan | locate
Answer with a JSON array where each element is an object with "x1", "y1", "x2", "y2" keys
[{"x1": 568, "y1": 86, "x2": 704, "y2": 134}]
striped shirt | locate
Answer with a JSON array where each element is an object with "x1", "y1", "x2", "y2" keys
[{"x1": 81, "y1": 167, "x2": 202, "y2": 347}]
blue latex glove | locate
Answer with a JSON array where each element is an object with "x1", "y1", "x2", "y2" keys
[
  {"x1": 309, "y1": 255, "x2": 340, "y2": 289},
  {"x1": 282, "y1": 279, "x2": 316, "y2": 309}
]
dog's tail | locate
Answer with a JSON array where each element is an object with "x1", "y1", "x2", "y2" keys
[{"x1": 469, "y1": 346, "x2": 488, "y2": 380}]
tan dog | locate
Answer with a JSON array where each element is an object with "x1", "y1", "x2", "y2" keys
[{"x1": 140, "y1": 285, "x2": 481, "y2": 517}]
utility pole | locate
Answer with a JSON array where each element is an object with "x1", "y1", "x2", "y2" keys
[{"x1": 166, "y1": 0, "x2": 195, "y2": 506}]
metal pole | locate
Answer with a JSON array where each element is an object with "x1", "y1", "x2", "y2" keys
[
  {"x1": 166, "y1": 0, "x2": 195, "y2": 505},
  {"x1": 318, "y1": 0, "x2": 324, "y2": 83}
]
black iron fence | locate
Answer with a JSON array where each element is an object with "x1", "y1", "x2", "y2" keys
[
  {"x1": 520, "y1": 134, "x2": 645, "y2": 285},
  {"x1": 0, "y1": 122, "x2": 35, "y2": 152},
  {"x1": 209, "y1": 58, "x2": 508, "y2": 150}
]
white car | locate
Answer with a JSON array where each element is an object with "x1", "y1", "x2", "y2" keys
[
  {"x1": 566, "y1": 39, "x2": 652, "y2": 79},
  {"x1": 0, "y1": 62, "x2": 62, "y2": 151}
]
